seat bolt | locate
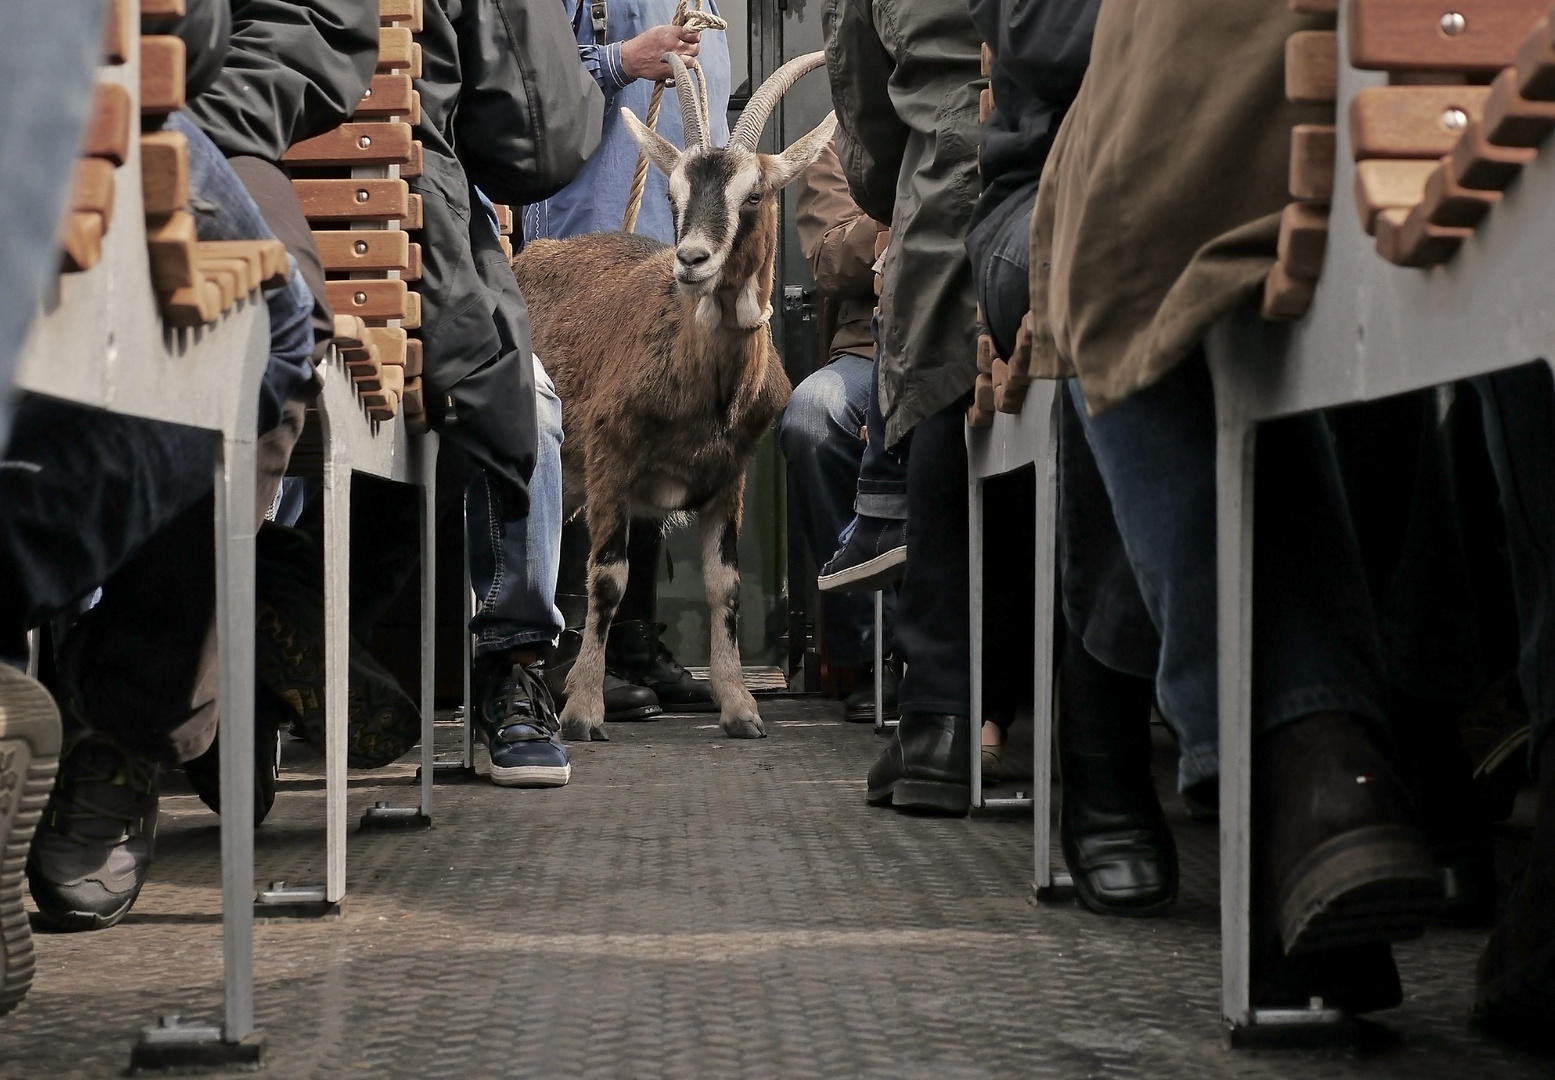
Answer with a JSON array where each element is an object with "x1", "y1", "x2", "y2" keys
[
  {"x1": 1441, "y1": 107, "x2": 1467, "y2": 132},
  {"x1": 354, "y1": 291, "x2": 368, "y2": 305},
  {"x1": 1439, "y1": 11, "x2": 1466, "y2": 36},
  {"x1": 358, "y1": 136, "x2": 372, "y2": 149},
  {"x1": 356, "y1": 189, "x2": 370, "y2": 203},
  {"x1": 354, "y1": 240, "x2": 369, "y2": 255}
]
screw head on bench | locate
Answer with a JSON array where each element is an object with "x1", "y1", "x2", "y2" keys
[
  {"x1": 355, "y1": 188, "x2": 370, "y2": 203},
  {"x1": 354, "y1": 240, "x2": 369, "y2": 254},
  {"x1": 1441, "y1": 107, "x2": 1467, "y2": 132},
  {"x1": 1439, "y1": 11, "x2": 1465, "y2": 36},
  {"x1": 353, "y1": 291, "x2": 367, "y2": 305},
  {"x1": 358, "y1": 135, "x2": 372, "y2": 149}
]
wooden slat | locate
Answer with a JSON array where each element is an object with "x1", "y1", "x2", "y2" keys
[
  {"x1": 1349, "y1": 0, "x2": 1547, "y2": 73},
  {"x1": 333, "y1": 314, "x2": 369, "y2": 347},
  {"x1": 82, "y1": 83, "x2": 133, "y2": 166},
  {"x1": 147, "y1": 210, "x2": 198, "y2": 291},
  {"x1": 102, "y1": 0, "x2": 133, "y2": 63},
  {"x1": 1482, "y1": 65, "x2": 1555, "y2": 147},
  {"x1": 140, "y1": 0, "x2": 186, "y2": 16},
  {"x1": 1289, "y1": 124, "x2": 1336, "y2": 201},
  {"x1": 1515, "y1": 17, "x2": 1555, "y2": 100},
  {"x1": 326, "y1": 279, "x2": 409, "y2": 321},
  {"x1": 140, "y1": 35, "x2": 186, "y2": 114},
  {"x1": 366, "y1": 326, "x2": 408, "y2": 367},
  {"x1": 1449, "y1": 115, "x2": 1536, "y2": 189},
  {"x1": 140, "y1": 129, "x2": 189, "y2": 217},
  {"x1": 978, "y1": 87, "x2": 994, "y2": 124},
  {"x1": 1349, "y1": 85, "x2": 1489, "y2": 159},
  {"x1": 201, "y1": 264, "x2": 238, "y2": 311},
  {"x1": 1276, "y1": 202, "x2": 1329, "y2": 278},
  {"x1": 1261, "y1": 260, "x2": 1316, "y2": 319},
  {"x1": 403, "y1": 338, "x2": 423, "y2": 378},
  {"x1": 313, "y1": 229, "x2": 410, "y2": 272},
  {"x1": 492, "y1": 203, "x2": 513, "y2": 235},
  {"x1": 980, "y1": 43, "x2": 992, "y2": 78},
  {"x1": 403, "y1": 242, "x2": 422, "y2": 281},
  {"x1": 71, "y1": 158, "x2": 116, "y2": 230},
  {"x1": 353, "y1": 74, "x2": 414, "y2": 118},
  {"x1": 408, "y1": 43, "x2": 422, "y2": 80},
  {"x1": 283, "y1": 122, "x2": 414, "y2": 167},
  {"x1": 1286, "y1": 31, "x2": 1337, "y2": 106},
  {"x1": 1418, "y1": 156, "x2": 1501, "y2": 226},
  {"x1": 378, "y1": 26, "x2": 414, "y2": 70},
  {"x1": 497, "y1": 235, "x2": 511, "y2": 259},
  {"x1": 60, "y1": 212, "x2": 105, "y2": 273},
  {"x1": 401, "y1": 140, "x2": 423, "y2": 179},
  {"x1": 293, "y1": 178, "x2": 409, "y2": 221},
  {"x1": 197, "y1": 243, "x2": 264, "y2": 291},
  {"x1": 403, "y1": 193, "x2": 423, "y2": 230},
  {"x1": 401, "y1": 289, "x2": 421, "y2": 329},
  {"x1": 1374, "y1": 204, "x2": 1471, "y2": 265},
  {"x1": 380, "y1": 0, "x2": 424, "y2": 31},
  {"x1": 162, "y1": 278, "x2": 221, "y2": 326},
  {"x1": 1353, "y1": 158, "x2": 1435, "y2": 232}
]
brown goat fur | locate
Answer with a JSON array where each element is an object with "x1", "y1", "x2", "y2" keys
[{"x1": 510, "y1": 118, "x2": 834, "y2": 741}]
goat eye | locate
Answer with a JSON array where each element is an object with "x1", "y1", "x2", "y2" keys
[{"x1": 746, "y1": 191, "x2": 762, "y2": 205}]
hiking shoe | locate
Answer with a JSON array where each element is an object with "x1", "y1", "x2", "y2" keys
[
  {"x1": 818, "y1": 516, "x2": 906, "y2": 593},
  {"x1": 27, "y1": 717, "x2": 159, "y2": 932},
  {"x1": 843, "y1": 657, "x2": 900, "y2": 723},
  {"x1": 182, "y1": 686, "x2": 285, "y2": 825},
  {"x1": 255, "y1": 523, "x2": 420, "y2": 768},
  {"x1": 606, "y1": 620, "x2": 715, "y2": 712},
  {"x1": 474, "y1": 655, "x2": 571, "y2": 788},
  {"x1": 0, "y1": 667, "x2": 63, "y2": 1014},
  {"x1": 545, "y1": 630, "x2": 662, "y2": 722}
]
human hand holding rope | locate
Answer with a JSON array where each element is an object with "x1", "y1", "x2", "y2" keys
[{"x1": 621, "y1": 24, "x2": 702, "y2": 82}]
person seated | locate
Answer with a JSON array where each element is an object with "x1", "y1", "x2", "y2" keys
[
  {"x1": 526, "y1": 0, "x2": 729, "y2": 717},
  {"x1": 777, "y1": 138, "x2": 898, "y2": 721}
]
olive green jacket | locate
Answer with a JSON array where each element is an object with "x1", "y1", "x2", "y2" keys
[
  {"x1": 1027, "y1": 0, "x2": 1332, "y2": 414},
  {"x1": 824, "y1": 0, "x2": 983, "y2": 446}
]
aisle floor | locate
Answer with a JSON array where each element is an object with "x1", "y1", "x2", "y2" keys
[{"x1": 1, "y1": 697, "x2": 1548, "y2": 1079}]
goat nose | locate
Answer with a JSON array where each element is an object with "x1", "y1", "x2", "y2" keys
[{"x1": 677, "y1": 244, "x2": 712, "y2": 267}]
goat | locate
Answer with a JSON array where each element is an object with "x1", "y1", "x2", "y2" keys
[{"x1": 511, "y1": 53, "x2": 836, "y2": 741}]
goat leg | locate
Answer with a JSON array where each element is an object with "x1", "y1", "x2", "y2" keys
[
  {"x1": 699, "y1": 489, "x2": 764, "y2": 738},
  {"x1": 559, "y1": 510, "x2": 629, "y2": 741}
]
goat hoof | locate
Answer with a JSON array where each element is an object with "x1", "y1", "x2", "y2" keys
[
  {"x1": 559, "y1": 706, "x2": 605, "y2": 743},
  {"x1": 721, "y1": 713, "x2": 766, "y2": 739}
]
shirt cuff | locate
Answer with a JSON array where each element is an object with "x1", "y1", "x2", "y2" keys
[{"x1": 600, "y1": 41, "x2": 631, "y2": 93}]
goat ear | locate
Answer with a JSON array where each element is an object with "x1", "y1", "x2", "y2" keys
[
  {"x1": 763, "y1": 112, "x2": 839, "y2": 189},
  {"x1": 620, "y1": 108, "x2": 683, "y2": 178}
]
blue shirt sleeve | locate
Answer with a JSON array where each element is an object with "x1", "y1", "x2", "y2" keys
[{"x1": 577, "y1": 43, "x2": 631, "y2": 95}]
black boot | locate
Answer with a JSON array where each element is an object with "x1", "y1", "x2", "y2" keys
[
  {"x1": 181, "y1": 686, "x2": 285, "y2": 825},
  {"x1": 1058, "y1": 636, "x2": 1177, "y2": 916},
  {"x1": 866, "y1": 713, "x2": 971, "y2": 814},
  {"x1": 1255, "y1": 712, "x2": 1442, "y2": 957},
  {"x1": 844, "y1": 656, "x2": 900, "y2": 723},
  {"x1": 606, "y1": 620, "x2": 716, "y2": 712},
  {"x1": 544, "y1": 629, "x2": 662, "y2": 723}
]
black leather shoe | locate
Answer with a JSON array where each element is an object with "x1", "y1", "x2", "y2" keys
[
  {"x1": 1057, "y1": 637, "x2": 1177, "y2": 917},
  {"x1": 182, "y1": 686, "x2": 285, "y2": 825},
  {"x1": 544, "y1": 630, "x2": 662, "y2": 722},
  {"x1": 866, "y1": 712, "x2": 970, "y2": 814},
  {"x1": 1256, "y1": 712, "x2": 1442, "y2": 956},
  {"x1": 606, "y1": 620, "x2": 716, "y2": 712},
  {"x1": 844, "y1": 657, "x2": 899, "y2": 723}
]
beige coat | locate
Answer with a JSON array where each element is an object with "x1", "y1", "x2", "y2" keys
[
  {"x1": 796, "y1": 141, "x2": 887, "y2": 361},
  {"x1": 1027, "y1": 0, "x2": 1332, "y2": 413}
]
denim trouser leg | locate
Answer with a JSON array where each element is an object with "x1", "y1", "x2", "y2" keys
[
  {"x1": 1474, "y1": 364, "x2": 1555, "y2": 768},
  {"x1": 467, "y1": 354, "x2": 565, "y2": 656},
  {"x1": 855, "y1": 320, "x2": 910, "y2": 520},
  {"x1": 975, "y1": 189, "x2": 1038, "y2": 359},
  {"x1": 895, "y1": 400, "x2": 972, "y2": 716},
  {"x1": 778, "y1": 353, "x2": 896, "y2": 664},
  {"x1": 1057, "y1": 386, "x2": 1161, "y2": 681},
  {"x1": 1070, "y1": 354, "x2": 1386, "y2": 791},
  {"x1": 0, "y1": 0, "x2": 106, "y2": 451}
]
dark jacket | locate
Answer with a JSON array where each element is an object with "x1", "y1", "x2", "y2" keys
[
  {"x1": 184, "y1": 0, "x2": 380, "y2": 162},
  {"x1": 413, "y1": 0, "x2": 603, "y2": 513},
  {"x1": 825, "y1": 0, "x2": 983, "y2": 445}
]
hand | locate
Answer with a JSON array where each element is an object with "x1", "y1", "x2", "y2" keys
[{"x1": 619, "y1": 24, "x2": 701, "y2": 82}]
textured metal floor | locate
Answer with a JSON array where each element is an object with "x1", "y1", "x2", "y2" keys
[{"x1": 2, "y1": 698, "x2": 1548, "y2": 1078}]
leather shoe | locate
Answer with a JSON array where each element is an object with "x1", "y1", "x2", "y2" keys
[
  {"x1": 866, "y1": 712, "x2": 970, "y2": 814},
  {"x1": 544, "y1": 630, "x2": 662, "y2": 722},
  {"x1": 1057, "y1": 636, "x2": 1176, "y2": 916},
  {"x1": 1256, "y1": 712, "x2": 1442, "y2": 956},
  {"x1": 606, "y1": 620, "x2": 716, "y2": 712}
]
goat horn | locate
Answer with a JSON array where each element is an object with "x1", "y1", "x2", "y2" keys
[
  {"x1": 729, "y1": 51, "x2": 826, "y2": 150},
  {"x1": 661, "y1": 51, "x2": 708, "y2": 150}
]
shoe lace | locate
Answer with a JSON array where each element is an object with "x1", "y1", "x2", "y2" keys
[
  {"x1": 48, "y1": 729, "x2": 159, "y2": 842},
  {"x1": 495, "y1": 661, "x2": 560, "y2": 740}
]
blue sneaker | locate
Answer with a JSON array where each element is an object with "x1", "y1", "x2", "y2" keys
[
  {"x1": 817, "y1": 514, "x2": 907, "y2": 594},
  {"x1": 474, "y1": 656, "x2": 571, "y2": 788}
]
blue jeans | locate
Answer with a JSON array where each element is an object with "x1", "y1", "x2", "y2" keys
[
  {"x1": 855, "y1": 319, "x2": 910, "y2": 520},
  {"x1": 1069, "y1": 354, "x2": 1387, "y2": 791},
  {"x1": 0, "y1": 0, "x2": 106, "y2": 450},
  {"x1": 467, "y1": 353, "x2": 565, "y2": 656},
  {"x1": 1475, "y1": 363, "x2": 1555, "y2": 768},
  {"x1": 778, "y1": 353, "x2": 897, "y2": 665}
]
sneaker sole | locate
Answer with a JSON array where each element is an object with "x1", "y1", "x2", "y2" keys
[
  {"x1": 0, "y1": 669, "x2": 62, "y2": 1015},
  {"x1": 845, "y1": 704, "x2": 899, "y2": 724},
  {"x1": 1278, "y1": 824, "x2": 1444, "y2": 955},
  {"x1": 817, "y1": 547, "x2": 907, "y2": 594},
  {"x1": 865, "y1": 778, "x2": 969, "y2": 815},
  {"x1": 489, "y1": 762, "x2": 572, "y2": 788}
]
